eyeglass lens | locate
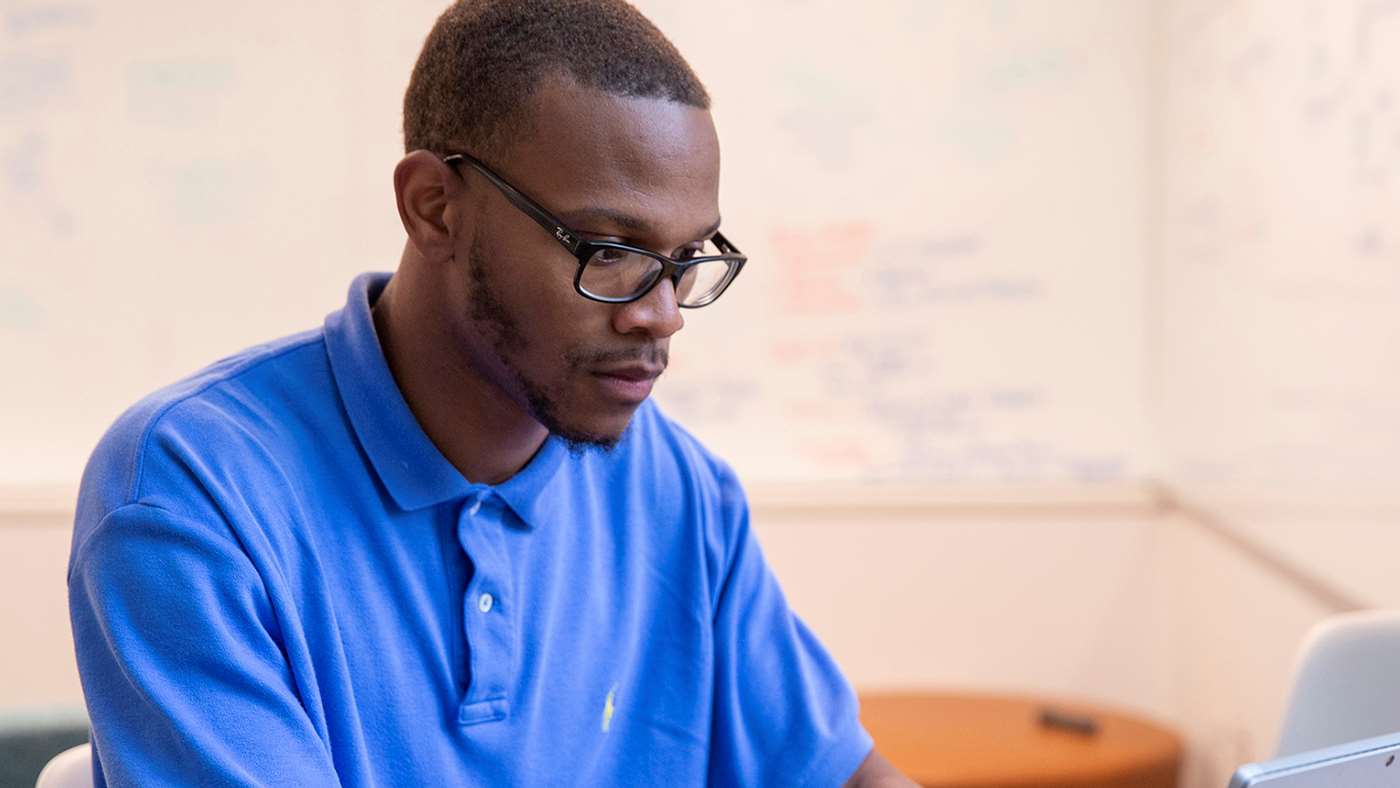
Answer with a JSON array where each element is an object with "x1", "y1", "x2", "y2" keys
[{"x1": 578, "y1": 238, "x2": 737, "y2": 306}]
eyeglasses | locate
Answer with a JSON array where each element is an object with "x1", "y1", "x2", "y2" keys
[{"x1": 442, "y1": 152, "x2": 746, "y2": 308}]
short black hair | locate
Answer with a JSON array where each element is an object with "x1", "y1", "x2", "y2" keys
[{"x1": 403, "y1": 0, "x2": 710, "y2": 158}]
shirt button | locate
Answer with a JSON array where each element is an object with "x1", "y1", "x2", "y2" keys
[{"x1": 477, "y1": 592, "x2": 494, "y2": 613}]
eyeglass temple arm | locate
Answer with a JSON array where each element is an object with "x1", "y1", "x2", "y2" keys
[
  {"x1": 441, "y1": 154, "x2": 586, "y2": 257},
  {"x1": 710, "y1": 231, "x2": 740, "y2": 256}
]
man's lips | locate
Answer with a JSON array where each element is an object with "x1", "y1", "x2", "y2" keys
[
  {"x1": 591, "y1": 365, "x2": 662, "y2": 403},
  {"x1": 593, "y1": 364, "x2": 664, "y2": 382}
]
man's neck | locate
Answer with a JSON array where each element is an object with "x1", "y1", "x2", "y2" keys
[{"x1": 370, "y1": 270, "x2": 548, "y2": 486}]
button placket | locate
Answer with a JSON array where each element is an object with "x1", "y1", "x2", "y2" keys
[{"x1": 455, "y1": 492, "x2": 515, "y2": 726}]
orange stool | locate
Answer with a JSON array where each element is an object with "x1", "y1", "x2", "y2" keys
[{"x1": 859, "y1": 692, "x2": 1182, "y2": 788}]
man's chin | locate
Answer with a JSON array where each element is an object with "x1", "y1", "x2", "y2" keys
[
  {"x1": 552, "y1": 424, "x2": 626, "y2": 455},
  {"x1": 521, "y1": 376, "x2": 645, "y2": 454},
  {"x1": 543, "y1": 407, "x2": 639, "y2": 454}
]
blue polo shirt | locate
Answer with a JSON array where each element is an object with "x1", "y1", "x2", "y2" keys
[{"x1": 68, "y1": 272, "x2": 872, "y2": 787}]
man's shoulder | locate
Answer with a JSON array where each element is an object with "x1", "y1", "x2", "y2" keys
[
  {"x1": 629, "y1": 399, "x2": 738, "y2": 484},
  {"x1": 619, "y1": 401, "x2": 747, "y2": 532},
  {"x1": 77, "y1": 328, "x2": 331, "y2": 522},
  {"x1": 620, "y1": 402, "x2": 751, "y2": 601}
]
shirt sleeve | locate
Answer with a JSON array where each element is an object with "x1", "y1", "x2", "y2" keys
[
  {"x1": 68, "y1": 502, "x2": 341, "y2": 788},
  {"x1": 706, "y1": 469, "x2": 874, "y2": 787}
]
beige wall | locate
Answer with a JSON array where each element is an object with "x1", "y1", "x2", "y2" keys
[
  {"x1": 760, "y1": 511, "x2": 1171, "y2": 711},
  {"x1": 1, "y1": 515, "x2": 83, "y2": 709}
]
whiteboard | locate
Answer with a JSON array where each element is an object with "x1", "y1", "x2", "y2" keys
[
  {"x1": 1160, "y1": 0, "x2": 1400, "y2": 605},
  {"x1": 1, "y1": 0, "x2": 1151, "y2": 489}
]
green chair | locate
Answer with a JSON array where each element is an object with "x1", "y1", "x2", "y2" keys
[{"x1": 0, "y1": 707, "x2": 88, "y2": 788}]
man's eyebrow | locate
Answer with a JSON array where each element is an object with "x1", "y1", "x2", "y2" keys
[{"x1": 557, "y1": 207, "x2": 722, "y2": 240}]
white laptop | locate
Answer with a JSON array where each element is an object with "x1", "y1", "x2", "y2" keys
[{"x1": 1229, "y1": 732, "x2": 1400, "y2": 787}]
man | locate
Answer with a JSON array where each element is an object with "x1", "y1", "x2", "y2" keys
[{"x1": 69, "y1": 1, "x2": 912, "y2": 785}]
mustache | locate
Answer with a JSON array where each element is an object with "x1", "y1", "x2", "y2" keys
[{"x1": 568, "y1": 345, "x2": 669, "y2": 369}]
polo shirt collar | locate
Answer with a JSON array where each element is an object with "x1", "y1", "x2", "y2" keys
[
  {"x1": 323, "y1": 272, "x2": 565, "y2": 521},
  {"x1": 492, "y1": 436, "x2": 567, "y2": 529}
]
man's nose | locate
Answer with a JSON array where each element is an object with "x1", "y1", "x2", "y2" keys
[{"x1": 612, "y1": 278, "x2": 685, "y2": 339}]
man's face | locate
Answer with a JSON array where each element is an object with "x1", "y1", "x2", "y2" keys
[{"x1": 447, "y1": 74, "x2": 722, "y2": 450}]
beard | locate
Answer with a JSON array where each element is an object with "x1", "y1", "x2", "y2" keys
[{"x1": 465, "y1": 237, "x2": 664, "y2": 453}]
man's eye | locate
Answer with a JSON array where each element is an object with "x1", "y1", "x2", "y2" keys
[
  {"x1": 593, "y1": 248, "x2": 629, "y2": 265},
  {"x1": 676, "y1": 247, "x2": 701, "y2": 261}
]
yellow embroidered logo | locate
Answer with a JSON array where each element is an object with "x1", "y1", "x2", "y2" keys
[{"x1": 601, "y1": 683, "x2": 619, "y2": 732}]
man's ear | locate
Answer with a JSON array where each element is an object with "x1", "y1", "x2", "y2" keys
[{"x1": 394, "y1": 150, "x2": 465, "y2": 261}]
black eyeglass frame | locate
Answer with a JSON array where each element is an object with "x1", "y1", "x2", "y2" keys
[{"x1": 442, "y1": 152, "x2": 746, "y2": 307}]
